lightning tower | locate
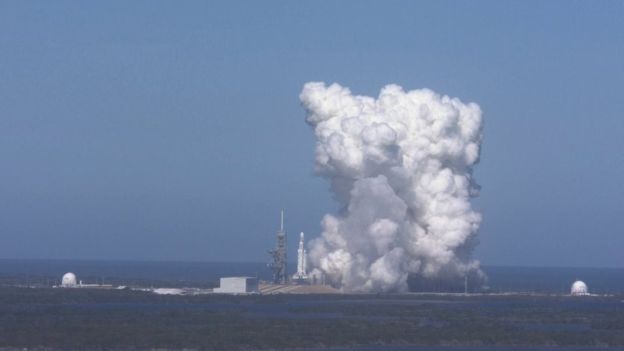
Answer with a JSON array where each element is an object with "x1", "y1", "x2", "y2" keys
[{"x1": 268, "y1": 210, "x2": 288, "y2": 284}]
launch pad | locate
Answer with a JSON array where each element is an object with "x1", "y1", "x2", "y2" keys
[{"x1": 258, "y1": 282, "x2": 339, "y2": 294}]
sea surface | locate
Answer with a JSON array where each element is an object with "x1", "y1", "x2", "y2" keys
[
  {"x1": 302, "y1": 348, "x2": 624, "y2": 351},
  {"x1": 1, "y1": 261, "x2": 624, "y2": 350},
  {"x1": 0, "y1": 259, "x2": 623, "y2": 293}
]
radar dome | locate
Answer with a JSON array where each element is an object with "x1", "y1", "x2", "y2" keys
[
  {"x1": 61, "y1": 272, "x2": 77, "y2": 287},
  {"x1": 570, "y1": 280, "x2": 588, "y2": 296}
]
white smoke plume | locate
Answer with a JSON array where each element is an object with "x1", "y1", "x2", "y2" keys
[{"x1": 300, "y1": 82, "x2": 484, "y2": 293}]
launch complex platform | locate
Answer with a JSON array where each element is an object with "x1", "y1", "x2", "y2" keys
[{"x1": 258, "y1": 282, "x2": 339, "y2": 294}]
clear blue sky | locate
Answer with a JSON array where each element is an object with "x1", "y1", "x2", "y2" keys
[{"x1": 1, "y1": 1, "x2": 622, "y2": 267}]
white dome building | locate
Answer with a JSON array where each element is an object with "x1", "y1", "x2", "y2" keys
[
  {"x1": 570, "y1": 280, "x2": 588, "y2": 296},
  {"x1": 61, "y1": 272, "x2": 78, "y2": 287}
]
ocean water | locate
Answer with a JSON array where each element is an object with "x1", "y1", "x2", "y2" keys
[
  {"x1": 0, "y1": 259, "x2": 623, "y2": 293},
  {"x1": 304, "y1": 348, "x2": 624, "y2": 351}
]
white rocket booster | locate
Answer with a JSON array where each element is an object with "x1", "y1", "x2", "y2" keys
[{"x1": 293, "y1": 232, "x2": 308, "y2": 280}]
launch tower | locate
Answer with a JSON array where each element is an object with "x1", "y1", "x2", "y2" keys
[{"x1": 268, "y1": 210, "x2": 288, "y2": 284}]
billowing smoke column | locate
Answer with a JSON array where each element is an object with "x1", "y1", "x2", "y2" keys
[{"x1": 300, "y1": 82, "x2": 484, "y2": 293}]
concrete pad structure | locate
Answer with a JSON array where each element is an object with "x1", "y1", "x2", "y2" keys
[
  {"x1": 213, "y1": 277, "x2": 259, "y2": 294},
  {"x1": 259, "y1": 283, "x2": 340, "y2": 294}
]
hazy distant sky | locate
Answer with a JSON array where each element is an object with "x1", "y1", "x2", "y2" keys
[{"x1": 1, "y1": 1, "x2": 622, "y2": 267}]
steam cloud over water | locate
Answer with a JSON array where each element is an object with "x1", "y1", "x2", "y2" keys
[{"x1": 300, "y1": 82, "x2": 484, "y2": 293}]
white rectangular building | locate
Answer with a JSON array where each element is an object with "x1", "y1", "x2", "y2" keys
[{"x1": 213, "y1": 277, "x2": 258, "y2": 294}]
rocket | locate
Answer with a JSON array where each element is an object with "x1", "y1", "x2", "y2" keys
[{"x1": 293, "y1": 232, "x2": 308, "y2": 280}]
